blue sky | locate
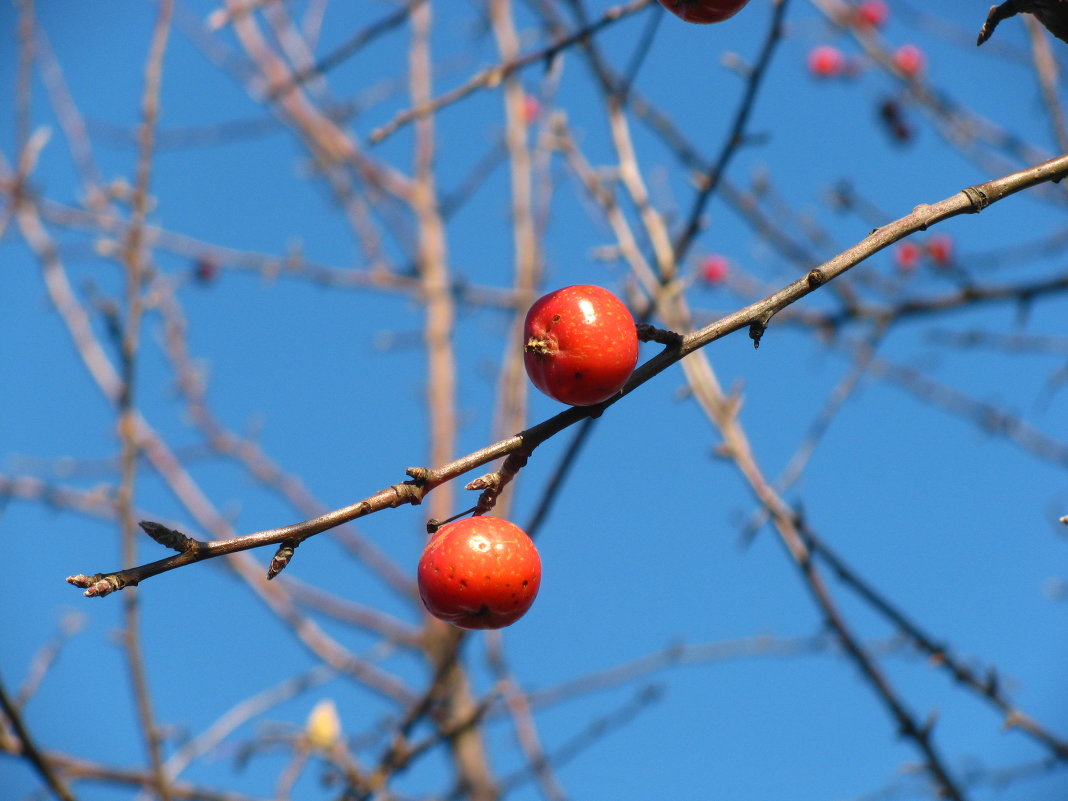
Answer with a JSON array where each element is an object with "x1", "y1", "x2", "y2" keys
[{"x1": 3, "y1": 2, "x2": 1068, "y2": 800}]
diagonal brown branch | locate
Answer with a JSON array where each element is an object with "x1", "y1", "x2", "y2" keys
[{"x1": 63, "y1": 152, "x2": 1068, "y2": 595}]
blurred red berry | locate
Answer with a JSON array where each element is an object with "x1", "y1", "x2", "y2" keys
[
  {"x1": 892, "y1": 44, "x2": 925, "y2": 78},
  {"x1": 808, "y1": 45, "x2": 846, "y2": 78},
  {"x1": 894, "y1": 241, "x2": 922, "y2": 272},
  {"x1": 927, "y1": 234, "x2": 954, "y2": 266},
  {"x1": 699, "y1": 255, "x2": 730, "y2": 285},
  {"x1": 522, "y1": 94, "x2": 540, "y2": 125},
  {"x1": 854, "y1": 0, "x2": 888, "y2": 28}
]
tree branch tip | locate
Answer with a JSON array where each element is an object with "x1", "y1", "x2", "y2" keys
[
  {"x1": 66, "y1": 573, "x2": 122, "y2": 597},
  {"x1": 139, "y1": 520, "x2": 198, "y2": 552},
  {"x1": 1058, "y1": 515, "x2": 1067, "y2": 525}
]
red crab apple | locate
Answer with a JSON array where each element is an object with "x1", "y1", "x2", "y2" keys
[
  {"x1": 656, "y1": 0, "x2": 752, "y2": 24},
  {"x1": 523, "y1": 285, "x2": 640, "y2": 406},
  {"x1": 417, "y1": 517, "x2": 542, "y2": 630},
  {"x1": 808, "y1": 45, "x2": 846, "y2": 78},
  {"x1": 522, "y1": 94, "x2": 540, "y2": 125},
  {"x1": 699, "y1": 255, "x2": 730, "y2": 285},
  {"x1": 927, "y1": 233, "x2": 954, "y2": 267},
  {"x1": 894, "y1": 241, "x2": 922, "y2": 272},
  {"x1": 854, "y1": 0, "x2": 888, "y2": 28},
  {"x1": 892, "y1": 44, "x2": 925, "y2": 78}
]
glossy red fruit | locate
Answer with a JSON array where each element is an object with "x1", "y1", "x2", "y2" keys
[
  {"x1": 523, "y1": 285, "x2": 639, "y2": 406},
  {"x1": 892, "y1": 44, "x2": 925, "y2": 78},
  {"x1": 808, "y1": 45, "x2": 846, "y2": 78},
  {"x1": 656, "y1": 0, "x2": 751, "y2": 24},
  {"x1": 418, "y1": 517, "x2": 542, "y2": 630}
]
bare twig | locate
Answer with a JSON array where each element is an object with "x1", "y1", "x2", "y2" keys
[
  {"x1": 369, "y1": 0, "x2": 655, "y2": 144},
  {"x1": 0, "y1": 674, "x2": 76, "y2": 801},
  {"x1": 116, "y1": 5, "x2": 174, "y2": 800},
  {"x1": 799, "y1": 520, "x2": 1068, "y2": 761}
]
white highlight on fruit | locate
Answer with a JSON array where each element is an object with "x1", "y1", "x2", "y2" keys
[{"x1": 578, "y1": 298, "x2": 597, "y2": 324}]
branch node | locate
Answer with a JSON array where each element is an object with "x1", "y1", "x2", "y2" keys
[
  {"x1": 636, "y1": 323, "x2": 683, "y2": 348},
  {"x1": 961, "y1": 184, "x2": 991, "y2": 212},
  {"x1": 806, "y1": 269, "x2": 825, "y2": 289},
  {"x1": 405, "y1": 467, "x2": 431, "y2": 484},
  {"x1": 464, "y1": 473, "x2": 501, "y2": 492}
]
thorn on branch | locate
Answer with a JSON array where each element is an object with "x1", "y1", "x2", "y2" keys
[
  {"x1": 139, "y1": 520, "x2": 198, "y2": 552},
  {"x1": 266, "y1": 541, "x2": 298, "y2": 580},
  {"x1": 636, "y1": 323, "x2": 683, "y2": 348}
]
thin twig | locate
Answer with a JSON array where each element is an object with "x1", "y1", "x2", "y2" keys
[
  {"x1": 369, "y1": 0, "x2": 655, "y2": 144},
  {"x1": 0, "y1": 674, "x2": 76, "y2": 801}
]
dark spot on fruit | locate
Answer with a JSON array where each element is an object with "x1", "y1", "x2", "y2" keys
[
  {"x1": 459, "y1": 579, "x2": 467, "y2": 588},
  {"x1": 522, "y1": 580, "x2": 529, "y2": 588},
  {"x1": 573, "y1": 371, "x2": 583, "y2": 379}
]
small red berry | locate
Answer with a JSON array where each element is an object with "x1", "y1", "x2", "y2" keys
[
  {"x1": 892, "y1": 44, "x2": 925, "y2": 79},
  {"x1": 522, "y1": 94, "x2": 540, "y2": 125},
  {"x1": 894, "y1": 241, "x2": 922, "y2": 272},
  {"x1": 656, "y1": 0, "x2": 752, "y2": 24},
  {"x1": 523, "y1": 285, "x2": 639, "y2": 406},
  {"x1": 418, "y1": 517, "x2": 542, "y2": 630},
  {"x1": 699, "y1": 255, "x2": 730, "y2": 285},
  {"x1": 808, "y1": 45, "x2": 847, "y2": 79},
  {"x1": 854, "y1": 0, "x2": 888, "y2": 28},
  {"x1": 927, "y1": 234, "x2": 954, "y2": 267}
]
